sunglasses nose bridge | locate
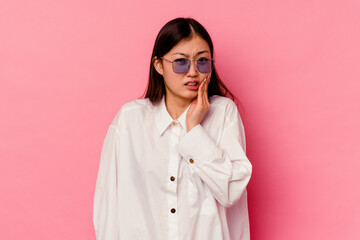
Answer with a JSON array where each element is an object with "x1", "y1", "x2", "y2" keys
[{"x1": 187, "y1": 59, "x2": 198, "y2": 74}]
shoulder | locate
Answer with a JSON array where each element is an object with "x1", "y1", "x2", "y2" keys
[
  {"x1": 209, "y1": 95, "x2": 238, "y2": 114},
  {"x1": 110, "y1": 98, "x2": 153, "y2": 127},
  {"x1": 208, "y1": 95, "x2": 243, "y2": 126},
  {"x1": 120, "y1": 98, "x2": 152, "y2": 112}
]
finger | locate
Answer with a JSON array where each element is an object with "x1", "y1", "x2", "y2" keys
[
  {"x1": 200, "y1": 76, "x2": 209, "y2": 105},
  {"x1": 197, "y1": 79, "x2": 205, "y2": 102},
  {"x1": 204, "y1": 76, "x2": 209, "y2": 102},
  {"x1": 202, "y1": 80, "x2": 207, "y2": 105}
]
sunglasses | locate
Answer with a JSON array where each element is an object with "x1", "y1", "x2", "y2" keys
[{"x1": 160, "y1": 57, "x2": 214, "y2": 74}]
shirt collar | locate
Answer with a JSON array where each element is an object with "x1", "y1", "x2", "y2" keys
[{"x1": 154, "y1": 97, "x2": 191, "y2": 135}]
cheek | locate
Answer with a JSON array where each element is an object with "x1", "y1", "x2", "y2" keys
[
  {"x1": 164, "y1": 76, "x2": 181, "y2": 91},
  {"x1": 162, "y1": 65, "x2": 172, "y2": 80},
  {"x1": 163, "y1": 69, "x2": 183, "y2": 88}
]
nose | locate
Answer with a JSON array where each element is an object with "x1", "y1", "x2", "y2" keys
[{"x1": 187, "y1": 60, "x2": 198, "y2": 76}]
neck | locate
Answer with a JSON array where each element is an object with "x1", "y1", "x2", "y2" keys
[{"x1": 165, "y1": 95, "x2": 192, "y2": 120}]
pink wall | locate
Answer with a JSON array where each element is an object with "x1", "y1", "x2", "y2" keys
[{"x1": 1, "y1": 0, "x2": 359, "y2": 239}]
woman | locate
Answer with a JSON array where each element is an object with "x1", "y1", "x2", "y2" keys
[{"x1": 93, "y1": 18, "x2": 252, "y2": 240}]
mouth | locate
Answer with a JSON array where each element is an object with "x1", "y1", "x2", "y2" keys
[
  {"x1": 184, "y1": 81, "x2": 199, "y2": 86},
  {"x1": 184, "y1": 80, "x2": 200, "y2": 91}
]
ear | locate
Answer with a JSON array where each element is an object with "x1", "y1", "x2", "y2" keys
[{"x1": 153, "y1": 57, "x2": 164, "y2": 76}]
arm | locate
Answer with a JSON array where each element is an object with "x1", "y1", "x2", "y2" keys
[
  {"x1": 176, "y1": 102, "x2": 252, "y2": 207},
  {"x1": 93, "y1": 124, "x2": 120, "y2": 239}
]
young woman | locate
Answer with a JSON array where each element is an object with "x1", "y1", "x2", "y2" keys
[{"x1": 93, "y1": 18, "x2": 252, "y2": 240}]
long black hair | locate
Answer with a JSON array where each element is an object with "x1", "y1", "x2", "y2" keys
[{"x1": 145, "y1": 17, "x2": 235, "y2": 104}]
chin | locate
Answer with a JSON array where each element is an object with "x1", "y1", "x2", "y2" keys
[{"x1": 183, "y1": 92, "x2": 198, "y2": 101}]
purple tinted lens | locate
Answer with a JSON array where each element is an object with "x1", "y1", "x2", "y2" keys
[
  {"x1": 197, "y1": 59, "x2": 212, "y2": 73},
  {"x1": 173, "y1": 59, "x2": 190, "y2": 73}
]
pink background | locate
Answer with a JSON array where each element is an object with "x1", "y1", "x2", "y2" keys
[{"x1": 1, "y1": 0, "x2": 359, "y2": 239}]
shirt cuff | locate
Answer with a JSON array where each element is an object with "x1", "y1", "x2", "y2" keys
[{"x1": 175, "y1": 124, "x2": 220, "y2": 164}]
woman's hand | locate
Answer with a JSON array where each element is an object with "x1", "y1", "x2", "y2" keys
[{"x1": 186, "y1": 76, "x2": 210, "y2": 131}]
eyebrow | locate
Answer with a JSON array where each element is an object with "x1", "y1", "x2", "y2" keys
[{"x1": 171, "y1": 50, "x2": 209, "y2": 57}]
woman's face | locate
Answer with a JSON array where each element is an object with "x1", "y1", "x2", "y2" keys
[{"x1": 154, "y1": 35, "x2": 212, "y2": 105}]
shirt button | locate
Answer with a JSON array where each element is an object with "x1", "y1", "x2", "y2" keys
[
  {"x1": 170, "y1": 208, "x2": 176, "y2": 213},
  {"x1": 172, "y1": 121, "x2": 178, "y2": 126},
  {"x1": 189, "y1": 159, "x2": 194, "y2": 164},
  {"x1": 170, "y1": 176, "x2": 175, "y2": 181}
]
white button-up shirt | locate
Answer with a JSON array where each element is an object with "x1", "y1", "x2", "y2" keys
[{"x1": 93, "y1": 95, "x2": 252, "y2": 240}]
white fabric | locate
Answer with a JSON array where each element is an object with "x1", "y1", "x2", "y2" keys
[{"x1": 93, "y1": 95, "x2": 252, "y2": 240}]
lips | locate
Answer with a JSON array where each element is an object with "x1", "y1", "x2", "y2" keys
[
  {"x1": 184, "y1": 80, "x2": 200, "y2": 90},
  {"x1": 184, "y1": 80, "x2": 199, "y2": 86}
]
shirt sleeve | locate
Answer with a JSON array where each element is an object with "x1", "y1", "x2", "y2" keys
[
  {"x1": 175, "y1": 102, "x2": 252, "y2": 207},
  {"x1": 93, "y1": 124, "x2": 120, "y2": 240}
]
